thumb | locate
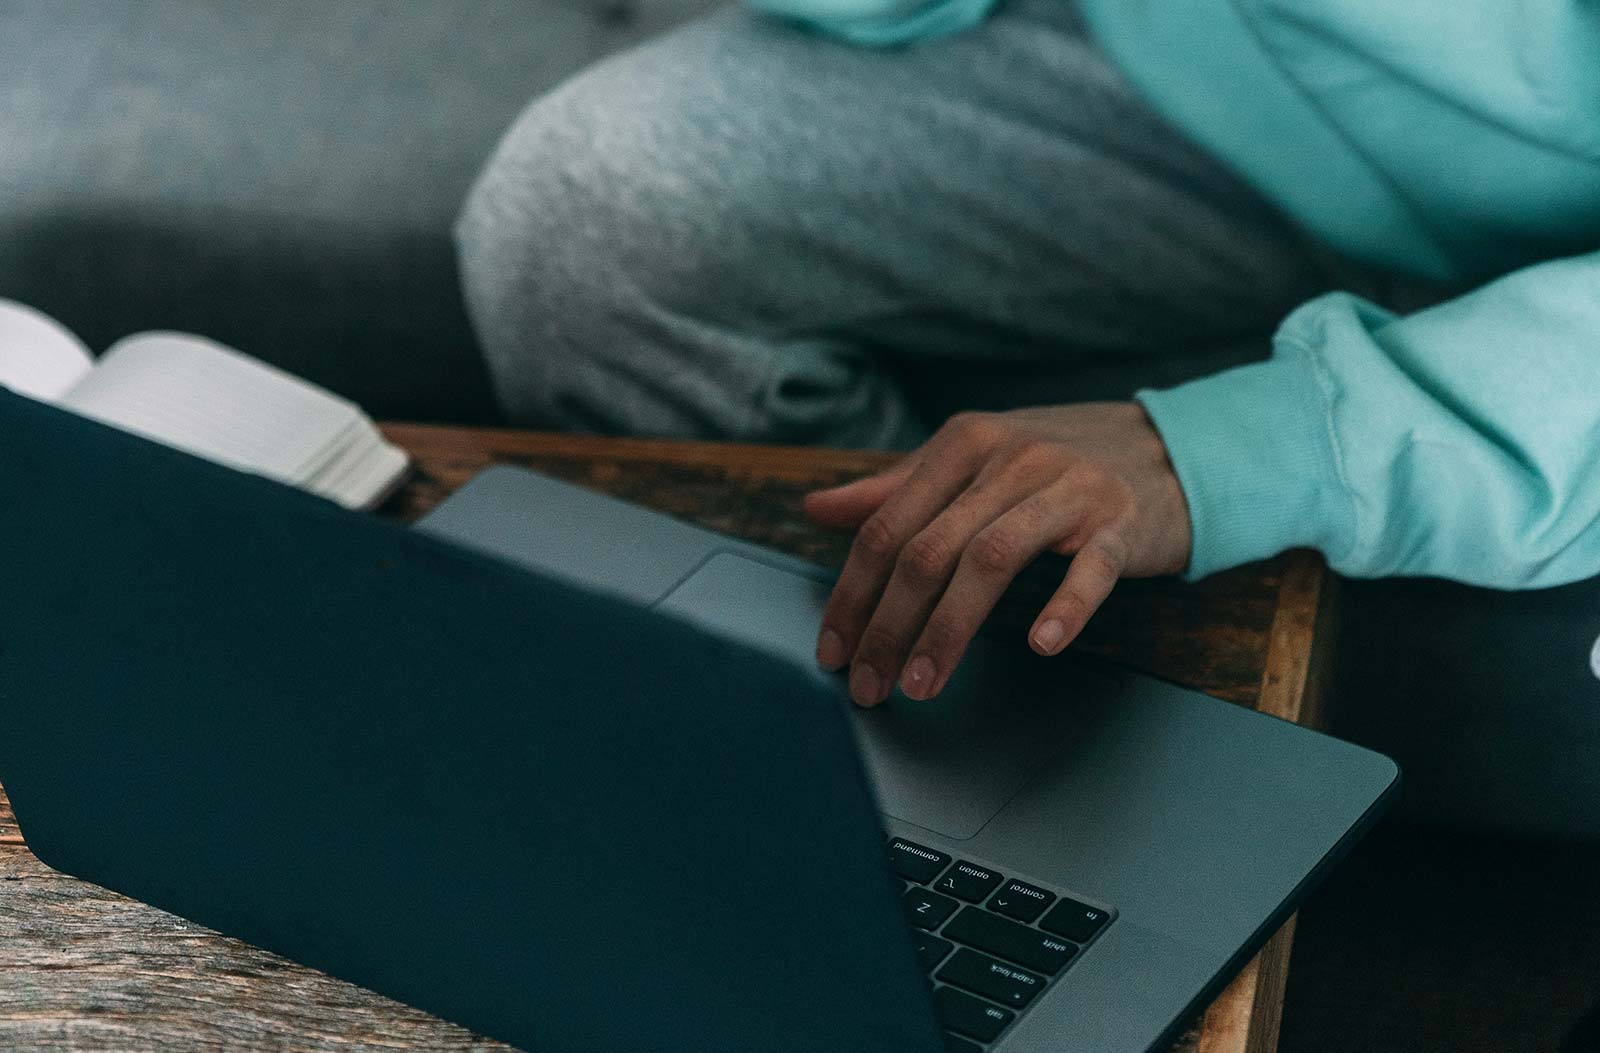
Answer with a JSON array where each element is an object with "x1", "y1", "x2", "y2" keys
[{"x1": 802, "y1": 458, "x2": 917, "y2": 529}]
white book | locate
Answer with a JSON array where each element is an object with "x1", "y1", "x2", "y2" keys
[{"x1": 0, "y1": 299, "x2": 409, "y2": 510}]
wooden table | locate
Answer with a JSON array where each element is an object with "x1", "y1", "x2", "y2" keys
[{"x1": 0, "y1": 424, "x2": 1335, "y2": 1053}]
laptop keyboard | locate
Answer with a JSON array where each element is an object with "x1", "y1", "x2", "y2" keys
[{"x1": 888, "y1": 837, "x2": 1115, "y2": 1050}]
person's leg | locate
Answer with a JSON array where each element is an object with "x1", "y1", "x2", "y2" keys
[{"x1": 456, "y1": 0, "x2": 1385, "y2": 447}]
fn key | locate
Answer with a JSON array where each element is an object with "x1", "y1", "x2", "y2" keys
[{"x1": 1039, "y1": 896, "x2": 1111, "y2": 943}]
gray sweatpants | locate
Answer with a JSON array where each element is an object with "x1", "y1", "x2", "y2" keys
[{"x1": 455, "y1": 0, "x2": 1410, "y2": 448}]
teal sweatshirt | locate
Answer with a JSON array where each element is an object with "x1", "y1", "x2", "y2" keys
[{"x1": 748, "y1": 0, "x2": 1600, "y2": 586}]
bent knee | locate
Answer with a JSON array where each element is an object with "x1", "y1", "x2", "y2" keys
[
  {"x1": 455, "y1": 30, "x2": 796, "y2": 336},
  {"x1": 453, "y1": 16, "x2": 909, "y2": 443}
]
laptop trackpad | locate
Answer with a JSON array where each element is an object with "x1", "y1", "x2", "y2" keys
[{"x1": 656, "y1": 552, "x2": 1080, "y2": 841}]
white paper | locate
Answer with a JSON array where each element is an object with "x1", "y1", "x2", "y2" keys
[
  {"x1": 5, "y1": 309, "x2": 409, "y2": 509},
  {"x1": 60, "y1": 332, "x2": 359, "y2": 485},
  {"x1": 0, "y1": 299, "x2": 94, "y2": 401}
]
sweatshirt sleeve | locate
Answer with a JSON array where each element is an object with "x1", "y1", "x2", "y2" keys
[
  {"x1": 744, "y1": 0, "x2": 998, "y2": 46},
  {"x1": 1135, "y1": 250, "x2": 1600, "y2": 587}
]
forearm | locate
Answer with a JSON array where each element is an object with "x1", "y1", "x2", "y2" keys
[{"x1": 1138, "y1": 250, "x2": 1600, "y2": 587}]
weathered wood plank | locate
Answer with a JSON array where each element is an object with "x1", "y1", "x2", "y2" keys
[
  {"x1": 0, "y1": 845, "x2": 509, "y2": 1052},
  {"x1": 0, "y1": 425, "x2": 1327, "y2": 1052},
  {"x1": 1, "y1": 786, "x2": 19, "y2": 845},
  {"x1": 1191, "y1": 552, "x2": 1327, "y2": 1053},
  {"x1": 0, "y1": 825, "x2": 1204, "y2": 1053},
  {"x1": 1197, "y1": 918, "x2": 1299, "y2": 1053}
]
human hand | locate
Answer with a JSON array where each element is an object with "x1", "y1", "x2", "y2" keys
[{"x1": 802, "y1": 403, "x2": 1191, "y2": 706}]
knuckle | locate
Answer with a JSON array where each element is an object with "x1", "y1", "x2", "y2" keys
[
  {"x1": 898, "y1": 531, "x2": 952, "y2": 587},
  {"x1": 854, "y1": 513, "x2": 903, "y2": 564},
  {"x1": 820, "y1": 586, "x2": 867, "y2": 628},
  {"x1": 1104, "y1": 474, "x2": 1136, "y2": 507},
  {"x1": 1099, "y1": 527, "x2": 1133, "y2": 559},
  {"x1": 916, "y1": 617, "x2": 963, "y2": 660},
  {"x1": 1076, "y1": 534, "x2": 1130, "y2": 583},
  {"x1": 1094, "y1": 532, "x2": 1134, "y2": 572},
  {"x1": 969, "y1": 528, "x2": 1023, "y2": 575},
  {"x1": 1052, "y1": 589, "x2": 1094, "y2": 627},
  {"x1": 1009, "y1": 439, "x2": 1061, "y2": 475},
  {"x1": 946, "y1": 411, "x2": 1002, "y2": 449},
  {"x1": 1059, "y1": 458, "x2": 1106, "y2": 490}
]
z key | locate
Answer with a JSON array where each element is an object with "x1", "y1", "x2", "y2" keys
[{"x1": 903, "y1": 887, "x2": 960, "y2": 931}]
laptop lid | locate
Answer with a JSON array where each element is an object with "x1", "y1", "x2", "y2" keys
[
  {"x1": 415, "y1": 465, "x2": 1403, "y2": 1053},
  {"x1": 0, "y1": 389, "x2": 946, "y2": 1052}
]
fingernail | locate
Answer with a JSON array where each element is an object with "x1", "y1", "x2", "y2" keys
[
  {"x1": 817, "y1": 628, "x2": 846, "y2": 670},
  {"x1": 901, "y1": 655, "x2": 937, "y2": 700},
  {"x1": 1032, "y1": 619, "x2": 1067, "y2": 654},
  {"x1": 849, "y1": 663, "x2": 882, "y2": 707}
]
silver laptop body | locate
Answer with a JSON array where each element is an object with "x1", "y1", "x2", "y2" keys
[{"x1": 417, "y1": 465, "x2": 1398, "y2": 1052}]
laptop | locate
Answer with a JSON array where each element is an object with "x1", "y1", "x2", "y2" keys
[
  {"x1": 422, "y1": 465, "x2": 1398, "y2": 1051},
  {"x1": 0, "y1": 389, "x2": 1398, "y2": 1052}
]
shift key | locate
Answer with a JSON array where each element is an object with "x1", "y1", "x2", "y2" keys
[
  {"x1": 936, "y1": 948, "x2": 1046, "y2": 1009},
  {"x1": 942, "y1": 907, "x2": 1077, "y2": 975}
]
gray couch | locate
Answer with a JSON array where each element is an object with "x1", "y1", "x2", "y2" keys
[
  {"x1": 4, "y1": 1, "x2": 1596, "y2": 840},
  {"x1": 0, "y1": 0, "x2": 714, "y2": 421}
]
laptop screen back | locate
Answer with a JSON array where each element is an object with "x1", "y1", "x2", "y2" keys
[{"x1": 0, "y1": 390, "x2": 945, "y2": 1052}]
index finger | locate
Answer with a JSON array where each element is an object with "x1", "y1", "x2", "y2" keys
[{"x1": 814, "y1": 440, "x2": 989, "y2": 671}]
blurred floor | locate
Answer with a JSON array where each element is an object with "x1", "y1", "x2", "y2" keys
[{"x1": 1279, "y1": 822, "x2": 1600, "y2": 1053}]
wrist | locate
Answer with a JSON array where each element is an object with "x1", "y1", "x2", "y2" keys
[{"x1": 1134, "y1": 353, "x2": 1357, "y2": 579}]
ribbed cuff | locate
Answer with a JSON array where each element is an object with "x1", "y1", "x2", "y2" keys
[
  {"x1": 776, "y1": 0, "x2": 1000, "y2": 45},
  {"x1": 1135, "y1": 353, "x2": 1357, "y2": 580}
]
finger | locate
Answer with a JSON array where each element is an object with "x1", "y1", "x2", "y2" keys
[
  {"x1": 1028, "y1": 530, "x2": 1130, "y2": 656},
  {"x1": 815, "y1": 446, "x2": 985, "y2": 674},
  {"x1": 846, "y1": 457, "x2": 1056, "y2": 706},
  {"x1": 814, "y1": 415, "x2": 1008, "y2": 674},
  {"x1": 901, "y1": 480, "x2": 1094, "y2": 699},
  {"x1": 802, "y1": 456, "x2": 919, "y2": 530}
]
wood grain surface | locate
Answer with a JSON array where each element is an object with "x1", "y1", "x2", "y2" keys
[{"x1": 0, "y1": 424, "x2": 1331, "y2": 1053}]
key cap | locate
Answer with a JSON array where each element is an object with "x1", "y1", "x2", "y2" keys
[
  {"x1": 903, "y1": 886, "x2": 960, "y2": 930},
  {"x1": 914, "y1": 933, "x2": 955, "y2": 971},
  {"x1": 938, "y1": 948, "x2": 1047, "y2": 1009},
  {"x1": 1039, "y1": 896, "x2": 1111, "y2": 943},
  {"x1": 943, "y1": 907, "x2": 1077, "y2": 975},
  {"x1": 933, "y1": 984, "x2": 1015, "y2": 1042},
  {"x1": 889, "y1": 838, "x2": 952, "y2": 884},
  {"x1": 986, "y1": 879, "x2": 1056, "y2": 923},
  {"x1": 933, "y1": 860, "x2": 1004, "y2": 903},
  {"x1": 945, "y1": 1032, "x2": 984, "y2": 1052}
]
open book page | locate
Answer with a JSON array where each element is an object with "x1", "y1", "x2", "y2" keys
[
  {"x1": 60, "y1": 333, "x2": 355, "y2": 484},
  {"x1": 58, "y1": 332, "x2": 408, "y2": 508},
  {"x1": 306, "y1": 426, "x2": 411, "y2": 508},
  {"x1": 0, "y1": 299, "x2": 95, "y2": 401}
]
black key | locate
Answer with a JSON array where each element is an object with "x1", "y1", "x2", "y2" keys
[
  {"x1": 945, "y1": 1033, "x2": 984, "y2": 1053},
  {"x1": 933, "y1": 985, "x2": 1015, "y2": 1042},
  {"x1": 914, "y1": 933, "x2": 955, "y2": 971},
  {"x1": 1039, "y1": 896, "x2": 1112, "y2": 943},
  {"x1": 986, "y1": 879, "x2": 1056, "y2": 923},
  {"x1": 889, "y1": 838, "x2": 952, "y2": 883},
  {"x1": 943, "y1": 907, "x2": 1077, "y2": 975},
  {"x1": 933, "y1": 860, "x2": 1004, "y2": 903},
  {"x1": 903, "y1": 886, "x2": 960, "y2": 930},
  {"x1": 938, "y1": 948, "x2": 1047, "y2": 1010}
]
